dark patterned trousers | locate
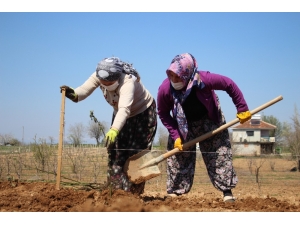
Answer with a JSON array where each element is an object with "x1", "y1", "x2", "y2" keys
[
  {"x1": 107, "y1": 100, "x2": 157, "y2": 195},
  {"x1": 166, "y1": 104, "x2": 238, "y2": 195}
]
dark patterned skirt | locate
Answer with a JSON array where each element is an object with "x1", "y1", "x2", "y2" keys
[{"x1": 107, "y1": 99, "x2": 157, "y2": 195}]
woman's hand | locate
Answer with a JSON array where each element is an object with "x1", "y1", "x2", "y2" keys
[
  {"x1": 174, "y1": 137, "x2": 183, "y2": 151},
  {"x1": 237, "y1": 111, "x2": 252, "y2": 124},
  {"x1": 60, "y1": 85, "x2": 78, "y2": 102},
  {"x1": 105, "y1": 128, "x2": 119, "y2": 147}
]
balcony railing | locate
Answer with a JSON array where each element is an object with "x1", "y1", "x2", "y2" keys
[
  {"x1": 260, "y1": 137, "x2": 275, "y2": 142},
  {"x1": 233, "y1": 136, "x2": 276, "y2": 143}
]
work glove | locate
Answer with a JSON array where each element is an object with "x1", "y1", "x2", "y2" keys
[
  {"x1": 105, "y1": 128, "x2": 119, "y2": 147},
  {"x1": 237, "y1": 111, "x2": 252, "y2": 124},
  {"x1": 60, "y1": 85, "x2": 78, "y2": 102},
  {"x1": 174, "y1": 137, "x2": 183, "y2": 151}
]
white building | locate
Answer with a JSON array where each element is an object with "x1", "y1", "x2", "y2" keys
[{"x1": 230, "y1": 114, "x2": 276, "y2": 156}]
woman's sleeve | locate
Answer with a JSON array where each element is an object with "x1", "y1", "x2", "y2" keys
[
  {"x1": 157, "y1": 81, "x2": 181, "y2": 140},
  {"x1": 74, "y1": 72, "x2": 100, "y2": 102},
  {"x1": 203, "y1": 71, "x2": 249, "y2": 113}
]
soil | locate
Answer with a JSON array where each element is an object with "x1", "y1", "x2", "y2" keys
[
  {"x1": 1, "y1": 180, "x2": 300, "y2": 212},
  {"x1": 1, "y1": 156, "x2": 300, "y2": 214}
]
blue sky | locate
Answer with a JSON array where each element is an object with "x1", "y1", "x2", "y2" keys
[{"x1": 1, "y1": 6, "x2": 300, "y2": 144}]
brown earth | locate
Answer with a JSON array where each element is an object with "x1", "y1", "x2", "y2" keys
[
  {"x1": 1, "y1": 156, "x2": 300, "y2": 213},
  {"x1": 1, "y1": 180, "x2": 300, "y2": 212}
]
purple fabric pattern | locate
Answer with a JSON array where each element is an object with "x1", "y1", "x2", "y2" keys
[{"x1": 166, "y1": 53, "x2": 204, "y2": 140}]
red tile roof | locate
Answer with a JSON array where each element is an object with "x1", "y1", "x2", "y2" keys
[{"x1": 231, "y1": 120, "x2": 276, "y2": 130}]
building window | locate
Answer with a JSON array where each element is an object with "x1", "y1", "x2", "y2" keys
[
  {"x1": 246, "y1": 131, "x2": 254, "y2": 136},
  {"x1": 251, "y1": 120, "x2": 260, "y2": 125}
]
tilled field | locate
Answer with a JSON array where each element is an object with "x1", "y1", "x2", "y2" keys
[{"x1": 1, "y1": 180, "x2": 300, "y2": 212}]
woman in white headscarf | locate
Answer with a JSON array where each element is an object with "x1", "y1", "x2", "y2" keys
[{"x1": 60, "y1": 57, "x2": 157, "y2": 194}]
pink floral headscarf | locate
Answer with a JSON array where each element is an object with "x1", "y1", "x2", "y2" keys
[
  {"x1": 166, "y1": 53, "x2": 204, "y2": 140},
  {"x1": 166, "y1": 53, "x2": 199, "y2": 89}
]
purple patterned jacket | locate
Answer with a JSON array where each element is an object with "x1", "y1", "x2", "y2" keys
[{"x1": 157, "y1": 70, "x2": 249, "y2": 140}]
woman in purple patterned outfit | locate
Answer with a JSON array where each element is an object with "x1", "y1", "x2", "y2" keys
[{"x1": 157, "y1": 53, "x2": 251, "y2": 202}]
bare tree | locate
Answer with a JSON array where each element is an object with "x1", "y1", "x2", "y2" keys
[
  {"x1": 68, "y1": 122, "x2": 85, "y2": 147},
  {"x1": 247, "y1": 158, "x2": 253, "y2": 175},
  {"x1": 262, "y1": 114, "x2": 283, "y2": 146},
  {"x1": 88, "y1": 111, "x2": 107, "y2": 146},
  {"x1": 31, "y1": 135, "x2": 55, "y2": 172},
  {"x1": 11, "y1": 152, "x2": 24, "y2": 180},
  {"x1": 48, "y1": 136, "x2": 55, "y2": 146},
  {"x1": 48, "y1": 154, "x2": 58, "y2": 180},
  {"x1": 0, "y1": 133, "x2": 14, "y2": 145},
  {"x1": 157, "y1": 126, "x2": 168, "y2": 150},
  {"x1": 229, "y1": 132, "x2": 244, "y2": 155},
  {"x1": 87, "y1": 154, "x2": 103, "y2": 183},
  {"x1": 282, "y1": 105, "x2": 300, "y2": 171},
  {"x1": 0, "y1": 156, "x2": 4, "y2": 180},
  {"x1": 64, "y1": 147, "x2": 87, "y2": 181},
  {"x1": 3, "y1": 154, "x2": 13, "y2": 178},
  {"x1": 253, "y1": 157, "x2": 266, "y2": 190}
]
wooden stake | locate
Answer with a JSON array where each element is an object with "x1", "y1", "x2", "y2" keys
[{"x1": 56, "y1": 88, "x2": 66, "y2": 190}]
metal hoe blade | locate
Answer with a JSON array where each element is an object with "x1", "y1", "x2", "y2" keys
[{"x1": 123, "y1": 149, "x2": 162, "y2": 184}]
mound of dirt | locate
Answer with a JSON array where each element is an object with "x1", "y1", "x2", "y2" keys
[{"x1": 1, "y1": 181, "x2": 300, "y2": 212}]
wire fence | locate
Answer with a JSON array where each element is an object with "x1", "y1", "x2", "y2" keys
[{"x1": 1, "y1": 146, "x2": 300, "y2": 196}]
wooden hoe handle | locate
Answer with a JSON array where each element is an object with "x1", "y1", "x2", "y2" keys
[
  {"x1": 56, "y1": 88, "x2": 66, "y2": 190},
  {"x1": 163, "y1": 95, "x2": 283, "y2": 160}
]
